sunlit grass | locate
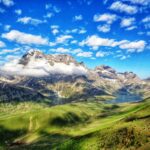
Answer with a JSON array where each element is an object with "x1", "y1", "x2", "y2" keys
[{"x1": 0, "y1": 98, "x2": 149, "y2": 149}]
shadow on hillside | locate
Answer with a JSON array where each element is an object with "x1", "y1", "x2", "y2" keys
[
  {"x1": 0, "y1": 124, "x2": 73, "y2": 150},
  {"x1": 8, "y1": 131, "x2": 74, "y2": 150},
  {"x1": 50, "y1": 111, "x2": 89, "y2": 127},
  {"x1": 124, "y1": 114, "x2": 150, "y2": 122},
  {"x1": 97, "y1": 104, "x2": 120, "y2": 118},
  {"x1": 0, "y1": 125, "x2": 27, "y2": 149}
]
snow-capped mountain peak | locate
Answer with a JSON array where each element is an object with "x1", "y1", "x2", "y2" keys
[{"x1": 0, "y1": 50, "x2": 87, "y2": 77}]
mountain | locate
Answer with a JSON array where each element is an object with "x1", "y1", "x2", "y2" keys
[
  {"x1": 1, "y1": 50, "x2": 87, "y2": 77},
  {"x1": 0, "y1": 50, "x2": 149, "y2": 104}
]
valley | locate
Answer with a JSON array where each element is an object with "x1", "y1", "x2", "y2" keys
[
  {"x1": 0, "y1": 0, "x2": 150, "y2": 149},
  {"x1": 0, "y1": 98, "x2": 149, "y2": 149},
  {"x1": 0, "y1": 51, "x2": 149, "y2": 150},
  {"x1": 0, "y1": 50, "x2": 149, "y2": 104}
]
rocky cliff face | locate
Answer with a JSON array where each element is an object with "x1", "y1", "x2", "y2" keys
[{"x1": 0, "y1": 50, "x2": 149, "y2": 104}]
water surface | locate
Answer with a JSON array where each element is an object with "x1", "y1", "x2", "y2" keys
[{"x1": 107, "y1": 93, "x2": 142, "y2": 103}]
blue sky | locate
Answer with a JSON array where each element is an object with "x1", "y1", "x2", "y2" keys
[{"x1": 0, "y1": 0, "x2": 150, "y2": 78}]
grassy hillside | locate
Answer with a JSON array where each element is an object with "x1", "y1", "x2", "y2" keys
[{"x1": 0, "y1": 98, "x2": 149, "y2": 150}]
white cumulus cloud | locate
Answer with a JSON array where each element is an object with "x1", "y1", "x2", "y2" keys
[
  {"x1": 50, "y1": 25, "x2": 59, "y2": 35},
  {"x1": 44, "y1": 13, "x2": 53, "y2": 18},
  {"x1": 74, "y1": 15, "x2": 83, "y2": 21},
  {"x1": 56, "y1": 35, "x2": 73, "y2": 43},
  {"x1": 0, "y1": 0, "x2": 14, "y2": 7},
  {"x1": 0, "y1": 55, "x2": 87, "y2": 76},
  {"x1": 2, "y1": 30, "x2": 48, "y2": 45},
  {"x1": 52, "y1": 29, "x2": 59, "y2": 35},
  {"x1": 110, "y1": 1, "x2": 138, "y2": 14},
  {"x1": 45, "y1": 3, "x2": 52, "y2": 9},
  {"x1": 77, "y1": 51, "x2": 93, "y2": 57},
  {"x1": 126, "y1": 26, "x2": 137, "y2": 30},
  {"x1": 53, "y1": 47, "x2": 70, "y2": 53},
  {"x1": 120, "y1": 17, "x2": 135, "y2": 27},
  {"x1": 14, "y1": 9, "x2": 22, "y2": 15},
  {"x1": 80, "y1": 35, "x2": 146, "y2": 52},
  {"x1": 96, "y1": 51, "x2": 110, "y2": 57},
  {"x1": 0, "y1": 48, "x2": 20, "y2": 55},
  {"x1": 78, "y1": 28, "x2": 87, "y2": 34},
  {"x1": 119, "y1": 40, "x2": 146, "y2": 52},
  {"x1": 17, "y1": 17, "x2": 46, "y2": 26},
  {"x1": 93, "y1": 13, "x2": 117, "y2": 24},
  {"x1": 97, "y1": 24, "x2": 111, "y2": 32},
  {"x1": 79, "y1": 35, "x2": 117, "y2": 50},
  {"x1": 124, "y1": 0, "x2": 150, "y2": 5},
  {"x1": 142, "y1": 16, "x2": 150, "y2": 23}
]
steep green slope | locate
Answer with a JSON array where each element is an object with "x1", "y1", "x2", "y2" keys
[
  {"x1": 0, "y1": 98, "x2": 149, "y2": 150},
  {"x1": 58, "y1": 100, "x2": 150, "y2": 150}
]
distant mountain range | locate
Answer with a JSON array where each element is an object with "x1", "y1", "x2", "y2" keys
[{"x1": 0, "y1": 50, "x2": 150, "y2": 104}]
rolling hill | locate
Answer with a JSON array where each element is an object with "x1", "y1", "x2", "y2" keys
[{"x1": 0, "y1": 98, "x2": 149, "y2": 149}]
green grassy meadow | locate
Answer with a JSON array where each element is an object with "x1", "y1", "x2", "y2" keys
[{"x1": 0, "y1": 98, "x2": 150, "y2": 150}]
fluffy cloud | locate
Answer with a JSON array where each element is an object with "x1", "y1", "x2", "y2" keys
[
  {"x1": 71, "y1": 40, "x2": 78, "y2": 44},
  {"x1": 14, "y1": 9, "x2": 22, "y2": 15},
  {"x1": 72, "y1": 48, "x2": 82, "y2": 54},
  {"x1": 79, "y1": 35, "x2": 117, "y2": 50},
  {"x1": 45, "y1": 3, "x2": 52, "y2": 9},
  {"x1": 1, "y1": 56, "x2": 87, "y2": 76},
  {"x1": 49, "y1": 35, "x2": 73, "y2": 46},
  {"x1": 116, "y1": 54, "x2": 130, "y2": 60},
  {"x1": 65, "y1": 28, "x2": 86, "y2": 34},
  {"x1": 50, "y1": 25, "x2": 59, "y2": 35},
  {"x1": 126, "y1": 26, "x2": 137, "y2": 30},
  {"x1": 53, "y1": 6, "x2": 61, "y2": 13},
  {"x1": 0, "y1": 48, "x2": 20, "y2": 55},
  {"x1": 80, "y1": 35, "x2": 146, "y2": 52},
  {"x1": 93, "y1": 13, "x2": 117, "y2": 24},
  {"x1": 119, "y1": 40, "x2": 146, "y2": 52},
  {"x1": 74, "y1": 15, "x2": 83, "y2": 21},
  {"x1": 2, "y1": 30, "x2": 48, "y2": 45},
  {"x1": 120, "y1": 18, "x2": 135, "y2": 27},
  {"x1": 56, "y1": 35, "x2": 73, "y2": 43},
  {"x1": 52, "y1": 29, "x2": 59, "y2": 35},
  {"x1": 0, "y1": 0, "x2": 14, "y2": 7},
  {"x1": 110, "y1": 1, "x2": 138, "y2": 14},
  {"x1": 51, "y1": 25, "x2": 59, "y2": 29},
  {"x1": 68, "y1": 28, "x2": 78, "y2": 33},
  {"x1": 52, "y1": 47, "x2": 83, "y2": 55},
  {"x1": 78, "y1": 28, "x2": 87, "y2": 34},
  {"x1": 45, "y1": 3, "x2": 61, "y2": 13},
  {"x1": 44, "y1": 13, "x2": 53, "y2": 18},
  {"x1": 53, "y1": 47, "x2": 70, "y2": 53},
  {"x1": 77, "y1": 51, "x2": 93, "y2": 57},
  {"x1": 142, "y1": 16, "x2": 150, "y2": 23},
  {"x1": 17, "y1": 17, "x2": 46, "y2": 26},
  {"x1": 0, "y1": 41, "x2": 5, "y2": 47},
  {"x1": 125, "y1": 0, "x2": 150, "y2": 5},
  {"x1": 97, "y1": 24, "x2": 110, "y2": 32},
  {"x1": 96, "y1": 51, "x2": 110, "y2": 57}
]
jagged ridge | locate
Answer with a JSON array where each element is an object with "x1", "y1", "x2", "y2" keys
[{"x1": 0, "y1": 50, "x2": 149, "y2": 103}]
